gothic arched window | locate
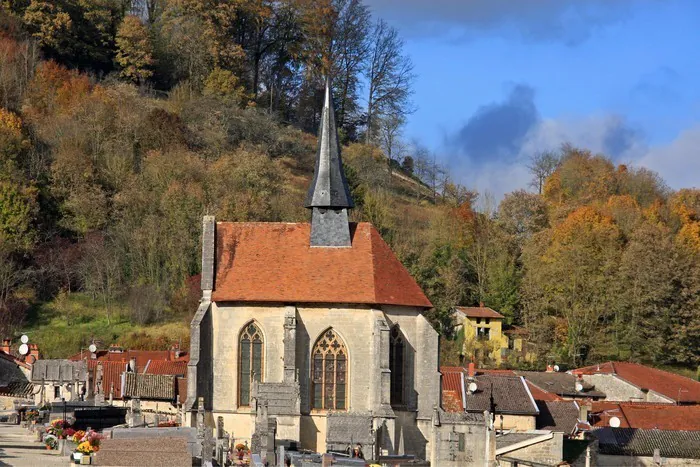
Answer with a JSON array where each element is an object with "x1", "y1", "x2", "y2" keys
[
  {"x1": 239, "y1": 322, "x2": 263, "y2": 407},
  {"x1": 390, "y1": 325, "x2": 405, "y2": 406},
  {"x1": 311, "y1": 329, "x2": 347, "y2": 410}
]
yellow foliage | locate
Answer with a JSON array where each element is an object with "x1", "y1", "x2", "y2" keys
[
  {"x1": 670, "y1": 188, "x2": 700, "y2": 224},
  {"x1": 0, "y1": 108, "x2": 22, "y2": 136},
  {"x1": 203, "y1": 68, "x2": 247, "y2": 104},
  {"x1": 677, "y1": 222, "x2": 700, "y2": 252}
]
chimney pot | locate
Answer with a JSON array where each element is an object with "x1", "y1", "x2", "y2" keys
[
  {"x1": 0, "y1": 339, "x2": 10, "y2": 354},
  {"x1": 468, "y1": 362, "x2": 476, "y2": 378},
  {"x1": 546, "y1": 365, "x2": 554, "y2": 373},
  {"x1": 479, "y1": 302, "x2": 484, "y2": 308}
]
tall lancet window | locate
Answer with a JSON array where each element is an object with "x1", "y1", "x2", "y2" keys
[
  {"x1": 239, "y1": 322, "x2": 263, "y2": 407},
  {"x1": 311, "y1": 329, "x2": 347, "y2": 410},
  {"x1": 390, "y1": 325, "x2": 405, "y2": 406}
]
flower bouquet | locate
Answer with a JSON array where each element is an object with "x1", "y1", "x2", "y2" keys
[
  {"x1": 72, "y1": 430, "x2": 86, "y2": 443},
  {"x1": 47, "y1": 419, "x2": 71, "y2": 439},
  {"x1": 72, "y1": 430, "x2": 103, "y2": 465},
  {"x1": 44, "y1": 434, "x2": 58, "y2": 450},
  {"x1": 26, "y1": 409, "x2": 39, "y2": 422}
]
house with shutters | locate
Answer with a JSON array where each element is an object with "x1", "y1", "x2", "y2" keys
[{"x1": 185, "y1": 79, "x2": 443, "y2": 460}]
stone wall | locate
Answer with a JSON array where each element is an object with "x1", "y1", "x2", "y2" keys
[
  {"x1": 197, "y1": 302, "x2": 440, "y2": 458},
  {"x1": 493, "y1": 414, "x2": 536, "y2": 431},
  {"x1": 500, "y1": 432, "x2": 564, "y2": 465},
  {"x1": 430, "y1": 411, "x2": 491, "y2": 467}
]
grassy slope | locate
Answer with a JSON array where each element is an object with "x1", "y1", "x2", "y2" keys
[{"x1": 25, "y1": 293, "x2": 189, "y2": 359}]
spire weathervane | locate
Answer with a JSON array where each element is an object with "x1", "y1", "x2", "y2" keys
[{"x1": 305, "y1": 76, "x2": 354, "y2": 247}]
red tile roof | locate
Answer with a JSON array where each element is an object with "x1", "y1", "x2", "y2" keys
[
  {"x1": 589, "y1": 402, "x2": 700, "y2": 430},
  {"x1": 454, "y1": 306, "x2": 504, "y2": 319},
  {"x1": 573, "y1": 362, "x2": 700, "y2": 403},
  {"x1": 177, "y1": 377, "x2": 187, "y2": 405},
  {"x1": 443, "y1": 390, "x2": 463, "y2": 413},
  {"x1": 143, "y1": 360, "x2": 187, "y2": 376},
  {"x1": 69, "y1": 349, "x2": 188, "y2": 370},
  {"x1": 88, "y1": 360, "x2": 128, "y2": 399},
  {"x1": 211, "y1": 222, "x2": 432, "y2": 307}
]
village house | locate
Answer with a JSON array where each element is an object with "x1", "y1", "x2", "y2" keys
[
  {"x1": 185, "y1": 79, "x2": 444, "y2": 461},
  {"x1": 66, "y1": 344, "x2": 189, "y2": 420},
  {"x1": 441, "y1": 365, "x2": 539, "y2": 431},
  {"x1": 572, "y1": 361, "x2": 700, "y2": 404},
  {"x1": 453, "y1": 304, "x2": 534, "y2": 366}
]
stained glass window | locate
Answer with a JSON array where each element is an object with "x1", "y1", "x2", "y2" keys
[
  {"x1": 390, "y1": 325, "x2": 405, "y2": 406},
  {"x1": 239, "y1": 322, "x2": 263, "y2": 406},
  {"x1": 311, "y1": 329, "x2": 348, "y2": 410}
]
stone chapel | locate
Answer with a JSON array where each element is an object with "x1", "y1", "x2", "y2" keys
[{"x1": 185, "y1": 79, "x2": 443, "y2": 459}]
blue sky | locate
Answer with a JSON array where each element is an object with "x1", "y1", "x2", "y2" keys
[{"x1": 365, "y1": 0, "x2": 700, "y2": 199}]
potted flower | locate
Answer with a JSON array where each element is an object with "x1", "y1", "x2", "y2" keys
[
  {"x1": 76, "y1": 441, "x2": 95, "y2": 464},
  {"x1": 44, "y1": 434, "x2": 58, "y2": 450},
  {"x1": 72, "y1": 429, "x2": 103, "y2": 464}
]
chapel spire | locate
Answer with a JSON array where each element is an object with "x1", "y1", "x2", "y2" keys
[{"x1": 305, "y1": 76, "x2": 354, "y2": 247}]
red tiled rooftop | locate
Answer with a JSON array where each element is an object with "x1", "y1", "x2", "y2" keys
[
  {"x1": 454, "y1": 306, "x2": 504, "y2": 319},
  {"x1": 212, "y1": 222, "x2": 432, "y2": 308},
  {"x1": 177, "y1": 377, "x2": 187, "y2": 405},
  {"x1": 69, "y1": 349, "x2": 189, "y2": 370},
  {"x1": 573, "y1": 361, "x2": 700, "y2": 403},
  {"x1": 144, "y1": 360, "x2": 188, "y2": 376},
  {"x1": 88, "y1": 360, "x2": 128, "y2": 399},
  {"x1": 443, "y1": 390, "x2": 463, "y2": 413},
  {"x1": 589, "y1": 402, "x2": 700, "y2": 430}
]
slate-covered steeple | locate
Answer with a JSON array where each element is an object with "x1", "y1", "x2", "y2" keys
[{"x1": 305, "y1": 77, "x2": 354, "y2": 247}]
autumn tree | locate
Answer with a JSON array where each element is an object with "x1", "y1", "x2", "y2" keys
[
  {"x1": 115, "y1": 14, "x2": 154, "y2": 83},
  {"x1": 522, "y1": 207, "x2": 622, "y2": 365}
]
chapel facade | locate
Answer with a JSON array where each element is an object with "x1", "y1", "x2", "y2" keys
[{"x1": 185, "y1": 79, "x2": 442, "y2": 459}]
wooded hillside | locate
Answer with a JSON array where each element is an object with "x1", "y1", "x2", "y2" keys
[{"x1": 0, "y1": 1, "x2": 698, "y2": 370}]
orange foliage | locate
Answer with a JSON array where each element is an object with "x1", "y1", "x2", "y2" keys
[
  {"x1": 552, "y1": 206, "x2": 618, "y2": 243},
  {"x1": 453, "y1": 199, "x2": 475, "y2": 224},
  {"x1": 677, "y1": 222, "x2": 700, "y2": 252},
  {"x1": 24, "y1": 61, "x2": 94, "y2": 118}
]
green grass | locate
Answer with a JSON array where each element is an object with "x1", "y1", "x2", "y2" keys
[{"x1": 22, "y1": 293, "x2": 189, "y2": 359}]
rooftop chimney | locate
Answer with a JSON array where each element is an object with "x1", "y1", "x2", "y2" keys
[
  {"x1": 129, "y1": 357, "x2": 137, "y2": 373},
  {"x1": 479, "y1": 302, "x2": 484, "y2": 308},
  {"x1": 305, "y1": 76, "x2": 354, "y2": 247},
  {"x1": 28, "y1": 343, "x2": 39, "y2": 362},
  {"x1": 468, "y1": 361, "x2": 476, "y2": 378},
  {"x1": 579, "y1": 403, "x2": 590, "y2": 422},
  {"x1": 546, "y1": 364, "x2": 554, "y2": 373},
  {"x1": 0, "y1": 339, "x2": 10, "y2": 354}
]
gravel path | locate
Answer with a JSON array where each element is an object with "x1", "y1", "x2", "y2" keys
[{"x1": 0, "y1": 423, "x2": 68, "y2": 466}]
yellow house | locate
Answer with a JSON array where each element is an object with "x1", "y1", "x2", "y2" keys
[{"x1": 453, "y1": 305, "x2": 534, "y2": 367}]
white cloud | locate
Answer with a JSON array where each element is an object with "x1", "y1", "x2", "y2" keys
[{"x1": 637, "y1": 124, "x2": 700, "y2": 190}]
